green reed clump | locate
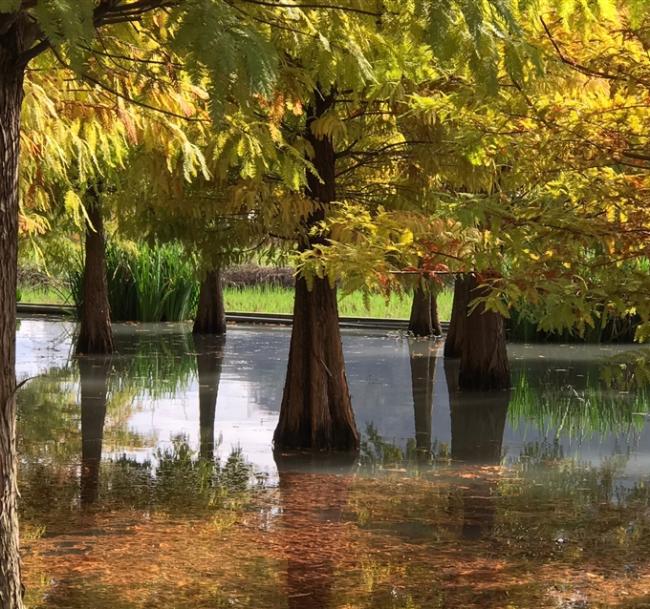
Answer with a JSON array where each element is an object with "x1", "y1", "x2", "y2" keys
[{"x1": 67, "y1": 241, "x2": 199, "y2": 322}]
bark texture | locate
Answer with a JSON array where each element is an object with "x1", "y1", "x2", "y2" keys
[
  {"x1": 193, "y1": 335, "x2": 225, "y2": 460},
  {"x1": 275, "y1": 277, "x2": 359, "y2": 451},
  {"x1": 408, "y1": 340, "x2": 438, "y2": 461},
  {"x1": 192, "y1": 269, "x2": 226, "y2": 336},
  {"x1": 458, "y1": 275, "x2": 510, "y2": 390},
  {"x1": 0, "y1": 34, "x2": 25, "y2": 609},
  {"x1": 408, "y1": 283, "x2": 443, "y2": 337},
  {"x1": 274, "y1": 90, "x2": 359, "y2": 452},
  {"x1": 79, "y1": 357, "x2": 110, "y2": 506},
  {"x1": 76, "y1": 191, "x2": 113, "y2": 355},
  {"x1": 430, "y1": 292, "x2": 442, "y2": 336},
  {"x1": 444, "y1": 275, "x2": 471, "y2": 358},
  {"x1": 408, "y1": 287, "x2": 432, "y2": 337}
]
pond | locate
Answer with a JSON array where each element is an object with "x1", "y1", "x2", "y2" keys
[{"x1": 16, "y1": 317, "x2": 650, "y2": 608}]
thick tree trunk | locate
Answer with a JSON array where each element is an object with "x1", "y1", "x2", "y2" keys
[
  {"x1": 408, "y1": 287, "x2": 432, "y2": 337},
  {"x1": 444, "y1": 275, "x2": 471, "y2": 358},
  {"x1": 76, "y1": 191, "x2": 113, "y2": 355},
  {"x1": 0, "y1": 41, "x2": 25, "y2": 609},
  {"x1": 408, "y1": 340, "x2": 438, "y2": 461},
  {"x1": 193, "y1": 335, "x2": 225, "y2": 460},
  {"x1": 458, "y1": 275, "x2": 510, "y2": 390},
  {"x1": 274, "y1": 277, "x2": 359, "y2": 451},
  {"x1": 79, "y1": 357, "x2": 110, "y2": 506},
  {"x1": 274, "y1": 90, "x2": 359, "y2": 452},
  {"x1": 192, "y1": 269, "x2": 226, "y2": 336}
]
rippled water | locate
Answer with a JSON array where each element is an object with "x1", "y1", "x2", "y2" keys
[{"x1": 16, "y1": 317, "x2": 650, "y2": 608}]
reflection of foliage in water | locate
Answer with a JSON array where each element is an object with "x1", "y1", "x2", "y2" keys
[
  {"x1": 110, "y1": 326, "x2": 197, "y2": 400},
  {"x1": 17, "y1": 367, "x2": 79, "y2": 462},
  {"x1": 509, "y1": 366, "x2": 650, "y2": 437},
  {"x1": 360, "y1": 423, "x2": 450, "y2": 469},
  {"x1": 21, "y1": 436, "x2": 262, "y2": 520},
  {"x1": 18, "y1": 326, "x2": 200, "y2": 465},
  {"x1": 600, "y1": 348, "x2": 650, "y2": 390}
]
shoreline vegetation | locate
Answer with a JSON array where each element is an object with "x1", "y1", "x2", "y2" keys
[{"x1": 16, "y1": 265, "x2": 454, "y2": 321}]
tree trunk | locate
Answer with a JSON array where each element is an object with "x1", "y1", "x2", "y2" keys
[
  {"x1": 79, "y1": 357, "x2": 110, "y2": 506},
  {"x1": 274, "y1": 277, "x2": 359, "y2": 451},
  {"x1": 274, "y1": 90, "x2": 359, "y2": 453},
  {"x1": 76, "y1": 191, "x2": 113, "y2": 355},
  {"x1": 192, "y1": 269, "x2": 226, "y2": 336},
  {"x1": 0, "y1": 40, "x2": 25, "y2": 609},
  {"x1": 408, "y1": 287, "x2": 432, "y2": 337},
  {"x1": 430, "y1": 291, "x2": 443, "y2": 336},
  {"x1": 193, "y1": 335, "x2": 225, "y2": 460},
  {"x1": 408, "y1": 340, "x2": 438, "y2": 461},
  {"x1": 444, "y1": 275, "x2": 471, "y2": 358},
  {"x1": 458, "y1": 274, "x2": 510, "y2": 390}
]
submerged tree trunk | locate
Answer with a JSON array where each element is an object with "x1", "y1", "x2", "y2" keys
[
  {"x1": 192, "y1": 269, "x2": 226, "y2": 336},
  {"x1": 408, "y1": 340, "x2": 438, "y2": 461},
  {"x1": 274, "y1": 90, "x2": 359, "y2": 453},
  {"x1": 76, "y1": 190, "x2": 113, "y2": 355},
  {"x1": 458, "y1": 275, "x2": 510, "y2": 390},
  {"x1": 193, "y1": 335, "x2": 225, "y2": 460},
  {"x1": 408, "y1": 287, "x2": 432, "y2": 337},
  {"x1": 79, "y1": 357, "x2": 110, "y2": 506},
  {"x1": 0, "y1": 39, "x2": 26, "y2": 609},
  {"x1": 444, "y1": 275, "x2": 471, "y2": 358}
]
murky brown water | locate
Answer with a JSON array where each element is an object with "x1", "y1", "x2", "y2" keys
[{"x1": 16, "y1": 318, "x2": 650, "y2": 608}]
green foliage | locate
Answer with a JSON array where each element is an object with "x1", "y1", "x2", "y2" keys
[{"x1": 170, "y1": 2, "x2": 278, "y2": 115}]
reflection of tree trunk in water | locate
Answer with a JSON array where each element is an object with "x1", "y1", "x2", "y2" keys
[
  {"x1": 445, "y1": 358, "x2": 509, "y2": 539},
  {"x1": 274, "y1": 90, "x2": 359, "y2": 452},
  {"x1": 76, "y1": 190, "x2": 114, "y2": 355},
  {"x1": 193, "y1": 335, "x2": 225, "y2": 461},
  {"x1": 408, "y1": 340, "x2": 438, "y2": 461},
  {"x1": 193, "y1": 269, "x2": 226, "y2": 336},
  {"x1": 79, "y1": 357, "x2": 110, "y2": 506},
  {"x1": 444, "y1": 275, "x2": 471, "y2": 358},
  {"x1": 275, "y1": 453, "x2": 354, "y2": 609},
  {"x1": 458, "y1": 274, "x2": 510, "y2": 390}
]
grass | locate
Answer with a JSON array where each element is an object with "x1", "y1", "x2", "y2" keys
[
  {"x1": 223, "y1": 285, "x2": 453, "y2": 320},
  {"x1": 17, "y1": 286, "x2": 70, "y2": 305},
  {"x1": 18, "y1": 282, "x2": 454, "y2": 321}
]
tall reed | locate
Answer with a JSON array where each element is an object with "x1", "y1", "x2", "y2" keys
[{"x1": 68, "y1": 241, "x2": 199, "y2": 322}]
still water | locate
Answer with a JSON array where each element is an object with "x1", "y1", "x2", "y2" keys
[{"x1": 16, "y1": 317, "x2": 650, "y2": 608}]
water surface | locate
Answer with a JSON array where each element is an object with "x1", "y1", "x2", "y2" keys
[{"x1": 16, "y1": 318, "x2": 650, "y2": 608}]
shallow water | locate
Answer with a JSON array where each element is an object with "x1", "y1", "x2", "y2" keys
[{"x1": 16, "y1": 317, "x2": 650, "y2": 608}]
